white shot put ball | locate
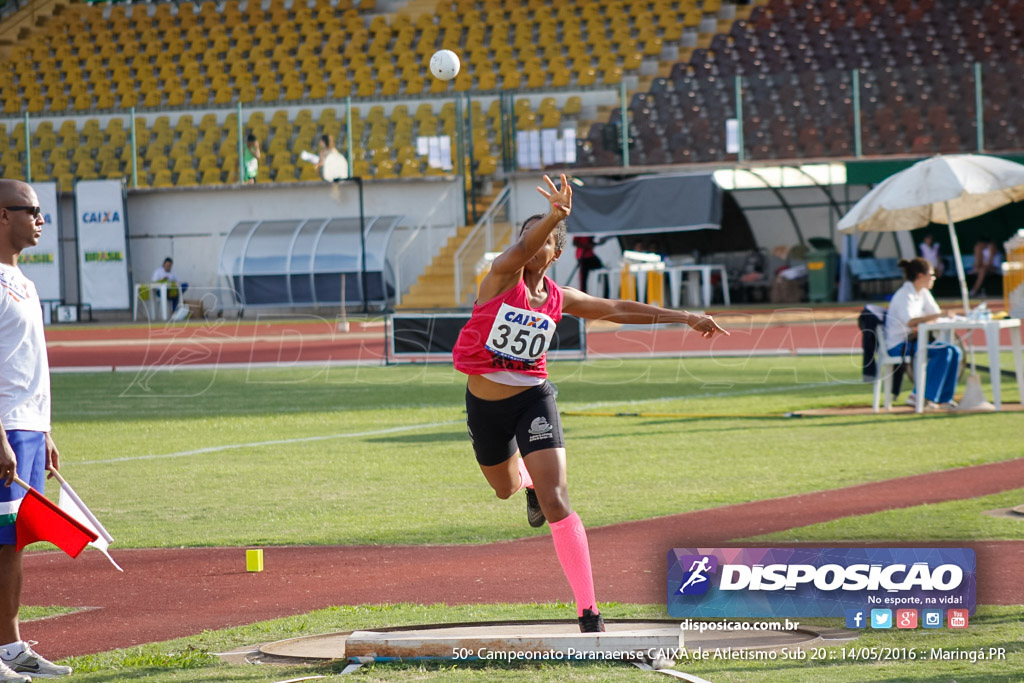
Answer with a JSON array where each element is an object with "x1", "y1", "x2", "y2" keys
[{"x1": 430, "y1": 49, "x2": 461, "y2": 81}]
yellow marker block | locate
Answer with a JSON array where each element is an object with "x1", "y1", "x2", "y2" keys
[{"x1": 246, "y1": 548, "x2": 264, "y2": 572}]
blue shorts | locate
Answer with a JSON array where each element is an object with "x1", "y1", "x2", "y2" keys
[{"x1": 0, "y1": 431, "x2": 48, "y2": 546}]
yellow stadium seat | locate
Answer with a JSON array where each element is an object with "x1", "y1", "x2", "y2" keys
[
  {"x1": 201, "y1": 168, "x2": 223, "y2": 185},
  {"x1": 197, "y1": 154, "x2": 219, "y2": 171},
  {"x1": 219, "y1": 155, "x2": 237, "y2": 176},
  {"x1": 172, "y1": 156, "x2": 194, "y2": 173},
  {"x1": 176, "y1": 169, "x2": 198, "y2": 186},
  {"x1": 51, "y1": 157, "x2": 71, "y2": 175},
  {"x1": 147, "y1": 156, "x2": 170, "y2": 176},
  {"x1": 374, "y1": 160, "x2": 397, "y2": 179},
  {"x1": 213, "y1": 87, "x2": 234, "y2": 105},
  {"x1": 99, "y1": 159, "x2": 123, "y2": 178},
  {"x1": 195, "y1": 112, "x2": 217, "y2": 131},
  {"x1": 75, "y1": 162, "x2": 99, "y2": 180},
  {"x1": 476, "y1": 71, "x2": 498, "y2": 90},
  {"x1": 166, "y1": 90, "x2": 186, "y2": 107},
  {"x1": 399, "y1": 161, "x2": 423, "y2": 178},
  {"x1": 577, "y1": 68, "x2": 597, "y2": 86},
  {"x1": 272, "y1": 164, "x2": 296, "y2": 182},
  {"x1": 152, "y1": 169, "x2": 173, "y2": 188},
  {"x1": 356, "y1": 79, "x2": 376, "y2": 98},
  {"x1": 603, "y1": 66, "x2": 623, "y2": 85},
  {"x1": 502, "y1": 72, "x2": 524, "y2": 90},
  {"x1": 308, "y1": 81, "x2": 328, "y2": 100}
]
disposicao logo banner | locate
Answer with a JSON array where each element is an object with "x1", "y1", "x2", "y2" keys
[{"x1": 667, "y1": 548, "x2": 976, "y2": 618}]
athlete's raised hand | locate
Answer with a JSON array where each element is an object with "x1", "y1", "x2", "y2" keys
[{"x1": 537, "y1": 173, "x2": 572, "y2": 218}]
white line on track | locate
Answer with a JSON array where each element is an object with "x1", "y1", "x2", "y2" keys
[
  {"x1": 570, "y1": 380, "x2": 847, "y2": 410},
  {"x1": 80, "y1": 420, "x2": 462, "y2": 465}
]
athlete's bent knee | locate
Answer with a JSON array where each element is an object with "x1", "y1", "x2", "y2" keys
[{"x1": 494, "y1": 485, "x2": 518, "y2": 500}]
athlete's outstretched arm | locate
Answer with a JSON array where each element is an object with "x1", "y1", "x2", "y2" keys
[
  {"x1": 561, "y1": 286, "x2": 728, "y2": 338},
  {"x1": 478, "y1": 175, "x2": 571, "y2": 296}
]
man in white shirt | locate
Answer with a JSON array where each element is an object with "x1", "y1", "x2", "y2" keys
[
  {"x1": 918, "y1": 234, "x2": 943, "y2": 277},
  {"x1": 0, "y1": 180, "x2": 73, "y2": 680},
  {"x1": 885, "y1": 257, "x2": 961, "y2": 408},
  {"x1": 316, "y1": 135, "x2": 349, "y2": 182},
  {"x1": 150, "y1": 257, "x2": 178, "y2": 286},
  {"x1": 150, "y1": 257, "x2": 185, "y2": 310}
]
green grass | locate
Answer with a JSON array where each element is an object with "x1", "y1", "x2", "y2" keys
[
  {"x1": 746, "y1": 488, "x2": 1024, "y2": 543},
  {"x1": 46, "y1": 357, "x2": 1024, "y2": 548},
  {"x1": 58, "y1": 603, "x2": 1024, "y2": 682},
  {"x1": 20, "y1": 605, "x2": 81, "y2": 622},
  {"x1": 31, "y1": 356, "x2": 1024, "y2": 681}
]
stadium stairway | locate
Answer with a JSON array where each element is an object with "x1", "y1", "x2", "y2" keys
[
  {"x1": 394, "y1": 0, "x2": 442, "y2": 18},
  {"x1": 396, "y1": 224, "x2": 475, "y2": 309},
  {"x1": 397, "y1": 187, "x2": 513, "y2": 309},
  {"x1": 0, "y1": 0, "x2": 62, "y2": 53}
]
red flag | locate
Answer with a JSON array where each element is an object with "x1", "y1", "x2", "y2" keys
[{"x1": 15, "y1": 489, "x2": 98, "y2": 557}]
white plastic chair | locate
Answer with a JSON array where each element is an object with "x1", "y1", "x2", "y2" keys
[{"x1": 872, "y1": 327, "x2": 912, "y2": 412}]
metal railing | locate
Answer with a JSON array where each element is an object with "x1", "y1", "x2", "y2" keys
[
  {"x1": 391, "y1": 182, "x2": 459, "y2": 306},
  {"x1": 453, "y1": 185, "x2": 513, "y2": 307}
]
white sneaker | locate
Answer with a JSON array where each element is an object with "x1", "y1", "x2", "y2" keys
[
  {"x1": 905, "y1": 394, "x2": 918, "y2": 407},
  {"x1": 2, "y1": 642, "x2": 71, "y2": 678},
  {"x1": 0, "y1": 660, "x2": 30, "y2": 682}
]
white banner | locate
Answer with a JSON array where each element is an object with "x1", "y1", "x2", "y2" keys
[
  {"x1": 75, "y1": 179, "x2": 130, "y2": 310},
  {"x1": 725, "y1": 119, "x2": 739, "y2": 154},
  {"x1": 20, "y1": 182, "x2": 61, "y2": 301}
]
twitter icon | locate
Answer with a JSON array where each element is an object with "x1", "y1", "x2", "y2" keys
[{"x1": 871, "y1": 609, "x2": 893, "y2": 629}]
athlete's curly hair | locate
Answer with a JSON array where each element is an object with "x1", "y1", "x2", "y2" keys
[{"x1": 519, "y1": 213, "x2": 568, "y2": 253}]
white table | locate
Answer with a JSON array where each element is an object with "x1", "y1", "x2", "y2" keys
[
  {"x1": 590, "y1": 263, "x2": 729, "y2": 309},
  {"x1": 664, "y1": 264, "x2": 730, "y2": 309},
  {"x1": 133, "y1": 282, "x2": 173, "y2": 321},
  {"x1": 914, "y1": 318, "x2": 1024, "y2": 413},
  {"x1": 592, "y1": 262, "x2": 664, "y2": 305}
]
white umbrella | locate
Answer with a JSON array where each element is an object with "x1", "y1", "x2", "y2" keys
[{"x1": 838, "y1": 153, "x2": 1024, "y2": 314}]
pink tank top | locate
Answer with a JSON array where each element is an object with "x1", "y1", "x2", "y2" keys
[{"x1": 452, "y1": 276, "x2": 563, "y2": 378}]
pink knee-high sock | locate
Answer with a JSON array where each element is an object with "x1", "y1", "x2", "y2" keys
[
  {"x1": 549, "y1": 511, "x2": 598, "y2": 617},
  {"x1": 516, "y1": 457, "x2": 533, "y2": 492}
]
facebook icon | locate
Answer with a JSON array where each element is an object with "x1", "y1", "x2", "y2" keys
[{"x1": 845, "y1": 609, "x2": 866, "y2": 629}]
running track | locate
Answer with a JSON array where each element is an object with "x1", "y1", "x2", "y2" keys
[
  {"x1": 44, "y1": 313, "x2": 1022, "y2": 369},
  {"x1": 23, "y1": 458, "x2": 1024, "y2": 658}
]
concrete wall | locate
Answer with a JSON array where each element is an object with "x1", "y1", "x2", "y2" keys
[{"x1": 54, "y1": 178, "x2": 462, "y2": 310}]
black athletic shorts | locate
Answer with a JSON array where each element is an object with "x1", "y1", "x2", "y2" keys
[{"x1": 465, "y1": 381, "x2": 565, "y2": 466}]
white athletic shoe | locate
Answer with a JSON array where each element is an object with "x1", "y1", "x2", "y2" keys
[
  {"x1": 0, "y1": 660, "x2": 30, "y2": 682},
  {"x1": 2, "y1": 642, "x2": 71, "y2": 678}
]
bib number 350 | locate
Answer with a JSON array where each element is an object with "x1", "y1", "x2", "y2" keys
[{"x1": 485, "y1": 303, "x2": 556, "y2": 363}]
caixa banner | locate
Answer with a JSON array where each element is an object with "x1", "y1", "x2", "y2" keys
[{"x1": 667, "y1": 548, "x2": 975, "y2": 618}]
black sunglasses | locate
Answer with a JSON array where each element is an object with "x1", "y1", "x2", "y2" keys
[{"x1": 2, "y1": 206, "x2": 42, "y2": 219}]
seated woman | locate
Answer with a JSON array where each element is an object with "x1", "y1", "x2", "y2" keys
[
  {"x1": 885, "y1": 257, "x2": 962, "y2": 409},
  {"x1": 969, "y1": 237, "x2": 1002, "y2": 297}
]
